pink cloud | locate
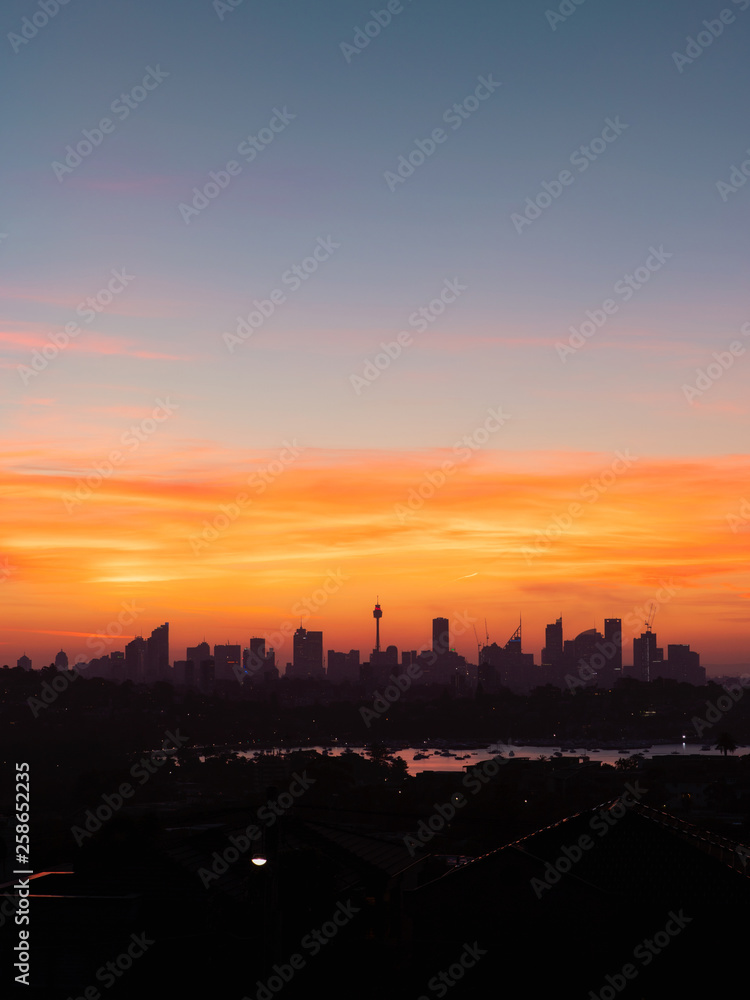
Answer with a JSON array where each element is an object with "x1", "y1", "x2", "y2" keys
[{"x1": 1, "y1": 323, "x2": 191, "y2": 361}]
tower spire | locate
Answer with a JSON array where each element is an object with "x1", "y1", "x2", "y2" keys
[{"x1": 373, "y1": 599, "x2": 382, "y2": 654}]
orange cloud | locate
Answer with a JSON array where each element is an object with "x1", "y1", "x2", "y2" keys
[{"x1": 0, "y1": 447, "x2": 747, "y2": 668}]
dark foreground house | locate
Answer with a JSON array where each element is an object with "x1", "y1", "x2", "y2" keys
[
  {"x1": 4, "y1": 797, "x2": 748, "y2": 998},
  {"x1": 397, "y1": 798, "x2": 750, "y2": 996}
]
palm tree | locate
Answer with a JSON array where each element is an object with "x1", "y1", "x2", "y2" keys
[{"x1": 716, "y1": 732, "x2": 738, "y2": 756}]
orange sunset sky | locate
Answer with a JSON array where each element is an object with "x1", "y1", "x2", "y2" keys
[
  {"x1": 2, "y1": 443, "x2": 748, "y2": 671},
  {"x1": 3, "y1": 0, "x2": 749, "y2": 674}
]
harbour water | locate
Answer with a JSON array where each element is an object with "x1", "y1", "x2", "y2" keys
[{"x1": 202, "y1": 740, "x2": 746, "y2": 775}]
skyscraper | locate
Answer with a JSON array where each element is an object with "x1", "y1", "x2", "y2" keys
[
  {"x1": 244, "y1": 638, "x2": 278, "y2": 682},
  {"x1": 291, "y1": 628, "x2": 324, "y2": 679},
  {"x1": 146, "y1": 622, "x2": 169, "y2": 682},
  {"x1": 664, "y1": 644, "x2": 704, "y2": 685},
  {"x1": 327, "y1": 649, "x2": 360, "y2": 684},
  {"x1": 214, "y1": 644, "x2": 242, "y2": 682},
  {"x1": 245, "y1": 637, "x2": 266, "y2": 678},
  {"x1": 432, "y1": 617, "x2": 450, "y2": 657},
  {"x1": 125, "y1": 636, "x2": 147, "y2": 683},
  {"x1": 542, "y1": 617, "x2": 563, "y2": 666},
  {"x1": 603, "y1": 618, "x2": 623, "y2": 680},
  {"x1": 187, "y1": 641, "x2": 210, "y2": 667},
  {"x1": 632, "y1": 630, "x2": 662, "y2": 683}
]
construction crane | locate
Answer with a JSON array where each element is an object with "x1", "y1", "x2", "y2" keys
[{"x1": 645, "y1": 602, "x2": 657, "y2": 633}]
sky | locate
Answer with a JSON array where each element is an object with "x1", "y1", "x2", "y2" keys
[{"x1": 1, "y1": 0, "x2": 749, "y2": 670}]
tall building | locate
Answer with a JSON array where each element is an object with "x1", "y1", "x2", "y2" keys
[
  {"x1": 187, "y1": 642, "x2": 210, "y2": 667},
  {"x1": 146, "y1": 622, "x2": 169, "y2": 682},
  {"x1": 478, "y1": 624, "x2": 533, "y2": 693},
  {"x1": 421, "y1": 617, "x2": 467, "y2": 688},
  {"x1": 632, "y1": 631, "x2": 663, "y2": 682},
  {"x1": 659, "y1": 644, "x2": 704, "y2": 685},
  {"x1": 199, "y1": 658, "x2": 215, "y2": 693},
  {"x1": 17, "y1": 654, "x2": 31, "y2": 670},
  {"x1": 244, "y1": 638, "x2": 278, "y2": 683},
  {"x1": 172, "y1": 660, "x2": 191, "y2": 686},
  {"x1": 214, "y1": 644, "x2": 242, "y2": 682},
  {"x1": 542, "y1": 618, "x2": 563, "y2": 667},
  {"x1": 603, "y1": 618, "x2": 623, "y2": 680},
  {"x1": 432, "y1": 617, "x2": 450, "y2": 657},
  {"x1": 243, "y1": 638, "x2": 265, "y2": 679},
  {"x1": 290, "y1": 628, "x2": 324, "y2": 679},
  {"x1": 55, "y1": 649, "x2": 69, "y2": 670},
  {"x1": 125, "y1": 636, "x2": 147, "y2": 683},
  {"x1": 327, "y1": 649, "x2": 360, "y2": 684}
]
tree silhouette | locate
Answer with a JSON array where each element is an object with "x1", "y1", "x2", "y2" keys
[
  {"x1": 365, "y1": 742, "x2": 392, "y2": 764},
  {"x1": 615, "y1": 753, "x2": 645, "y2": 770},
  {"x1": 716, "y1": 732, "x2": 738, "y2": 756}
]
